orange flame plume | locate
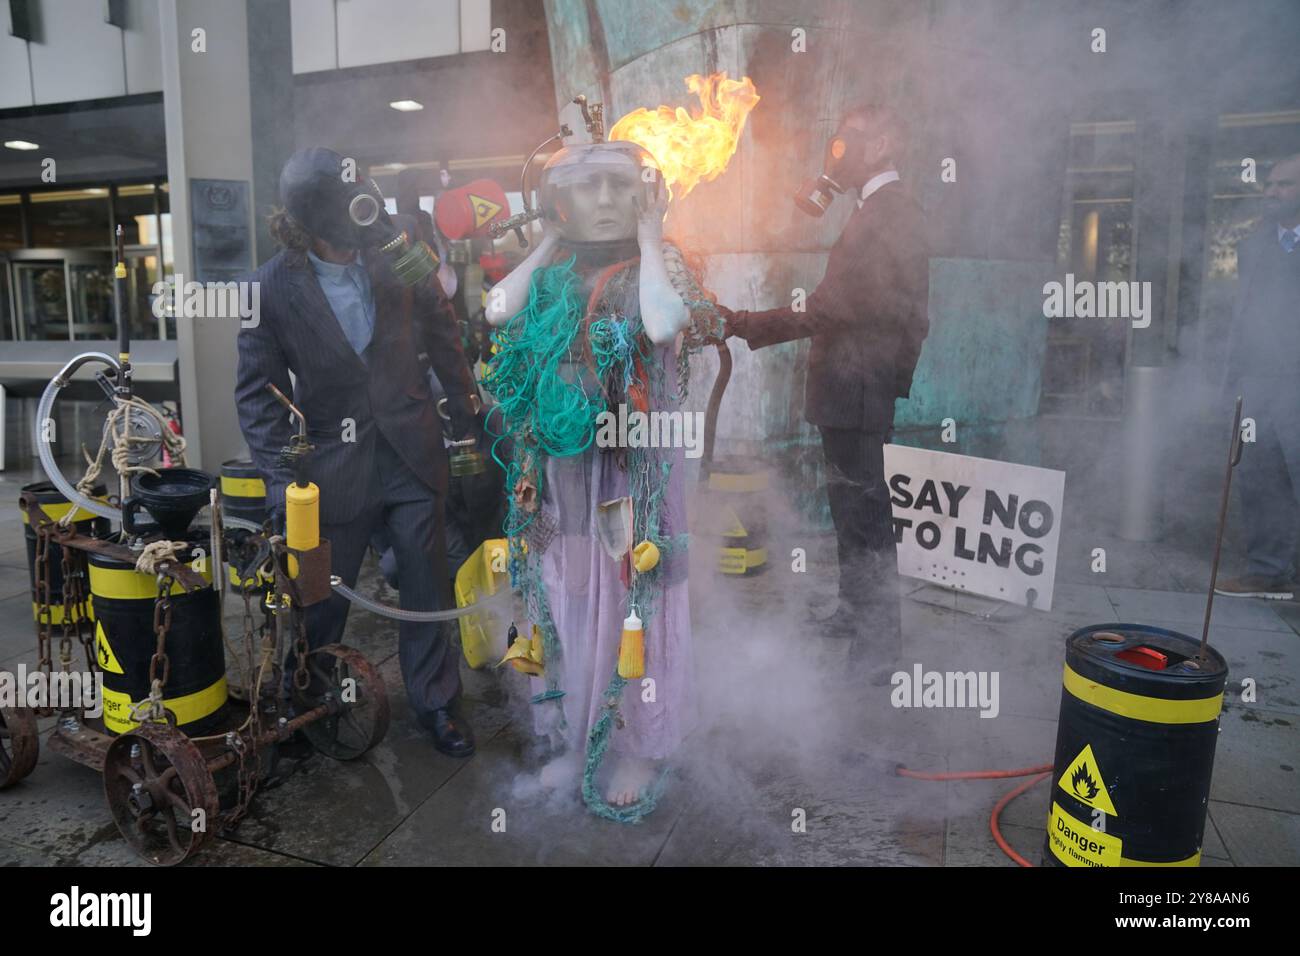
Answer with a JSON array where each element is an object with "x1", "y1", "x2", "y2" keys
[{"x1": 608, "y1": 72, "x2": 760, "y2": 200}]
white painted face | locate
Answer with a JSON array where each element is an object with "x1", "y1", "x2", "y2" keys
[{"x1": 540, "y1": 142, "x2": 660, "y2": 243}]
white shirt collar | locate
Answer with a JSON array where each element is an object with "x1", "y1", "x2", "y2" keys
[
  {"x1": 857, "y1": 169, "x2": 900, "y2": 207},
  {"x1": 1278, "y1": 223, "x2": 1300, "y2": 240}
]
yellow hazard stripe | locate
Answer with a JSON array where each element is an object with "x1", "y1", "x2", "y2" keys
[
  {"x1": 708, "y1": 470, "x2": 769, "y2": 494},
  {"x1": 227, "y1": 565, "x2": 272, "y2": 588},
  {"x1": 1063, "y1": 664, "x2": 1222, "y2": 725},
  {"x1": 718, "y1": 546, "x2": 767, "y2": 574},
  {"x1": 32, "y1": 602, "x2": 95, "y2": 624},
  {"x1": 220, "y1": 475, "x2": 265, "y2": 498},
  {"x1": 21, "y1": 501, "x2": 103, "y2": 524},
  {"x1": 1048, "y1": 802, "x2": 1201, "y2": 867},
  {"x1": 102, "y1": 677, "x2": 227, "y2": 735},
  {"x1": 1121, "y1": 851, "x2": 1202, "y2": 867},
  {"x1": 89, "y1": 562, "x2": 212, "y2": 600}
]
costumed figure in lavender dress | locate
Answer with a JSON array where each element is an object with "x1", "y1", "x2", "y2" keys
[{"x1": 483, "y1": 139, "x2": 725, "y2": 821}]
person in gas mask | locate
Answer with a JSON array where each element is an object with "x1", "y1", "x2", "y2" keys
[
  {"x1": 235, "y1": 146, "x2": 480, "y2": 756},
  {"x1": 720, "y1": 104, "x2": 930, "y2": 680}
]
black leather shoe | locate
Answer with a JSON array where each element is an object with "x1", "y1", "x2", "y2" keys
[{"x1": 424, "y1": 707, "x2": 476, "y2": 758}]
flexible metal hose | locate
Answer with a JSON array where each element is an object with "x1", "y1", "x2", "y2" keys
[
  {"x1": 37, "y1": 354, "x2": 269, "y2": 534},
  {"x1": 36, "y1": 355, "x2": 121, "y2": 522},
  {"x1": 330, "y1": 576, "x2": 511, "y2": 622}
]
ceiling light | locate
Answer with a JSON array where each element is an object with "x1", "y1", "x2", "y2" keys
[
  {"x1": 4, "y1": 140, "x2": 39, "y2": 150},
  {"x1": 389, "y1": 100, "x2": 424, "y2": 112}
]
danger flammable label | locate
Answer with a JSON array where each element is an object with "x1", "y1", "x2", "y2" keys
[
  {"x1": 719, "y1": 505, "x2": 747, "y2": 538},
  {"x1": 1048, "y1": 802, "x2": 1123, "y2": 867},
  {"x1": 1058, "y1": 743, "x2": 1117, "y2": 816},
  {"x1": 95, "y1": 622, "x2": 125, "y2": 675}
]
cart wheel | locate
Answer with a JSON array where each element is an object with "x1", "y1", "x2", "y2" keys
[
  {"x1": 0, "y1": 706, "x2": 39, "y2": 790},
  {"x1": 103, "y1": 723, "x2": 219, "y2": 866},
  {"x1": 292, "y1": 643, "x2": 390, "y2": 761}
]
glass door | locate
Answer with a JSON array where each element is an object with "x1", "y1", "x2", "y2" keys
[
  {"x1": 8, "y1": 248, "x2": 115, "y2": 341},
  {"x1": 12, "y1": 256, "x2": 71, "y2": 340}
]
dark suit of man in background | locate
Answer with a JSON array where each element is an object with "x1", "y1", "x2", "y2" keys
[
  {"x1": 1218, "y1": 153, "x2": 1300, "y2": 601},
  {"x1": 723, "y1": 105, "x2": 930, "y2": 676},
  {"x1": 235, "y1": 147, "x2": 479, "y2": 755}
]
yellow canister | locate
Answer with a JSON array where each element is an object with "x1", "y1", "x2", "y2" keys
[
  {"x1": 284, "y1": 482, "x2": 320, "y2": 580},
  {"x1": 617, "y1": 607, "x2": 645, "y2": 680}
]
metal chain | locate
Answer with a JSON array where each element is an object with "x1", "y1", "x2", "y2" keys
[
  {"x1": 66, "y1": 548, "x2": 95, "y2": 674},
  {"x1": 128, "y1": 575, "x2": 174, "y2": 725},
  {"x1": 291, "y1": 603, "x2": 311, "y2": 691},
  {"x1": 56, "y1": 543, "x2": 75, "y2": 683},
  {"x1": 33, "y1": 524, "x2": 54, "y2": 718},
  {"x1": 149, "y1": 575, "x2": 173, "y2": 691},
  {"x1": 222, "y1": 728, "x2": 258, "y2": 830},
  {"x1": 241, "y1": 582, "x2": 259, "y2": 703}
]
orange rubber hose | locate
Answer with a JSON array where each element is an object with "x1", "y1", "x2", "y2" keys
[
  {"x1": 990, "y1": 771, "x2": 1052, "y2": 867},
  {"x1": 896, "y1": 763, "x2": 1052, "y2": 781},
  {"x1": 895, "y1": 762, "x2": 1055, "y2": 866}
]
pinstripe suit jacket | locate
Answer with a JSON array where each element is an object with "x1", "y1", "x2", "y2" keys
[{"x1": 235, "y1": 227, "x2": 476, "y2": 525}]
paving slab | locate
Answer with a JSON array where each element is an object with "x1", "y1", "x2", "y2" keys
[
  {"x1": 1201, "y1": 804, "x2": 1231, "y2": 861},
  {"x1": 0, "y1": 561, "x2": 30, "y2": 602},
  {"x1": 361, "y1": 720, "x2": 682, "y2": 866},
  {"x1": 1105, "y1": 586, "x2": 1289, "y2": 633},
  {"x1": 0, "y1": 592, "x2": 39, "y2": 661},
  {"x1": 1208, "y1": 800, "x2": 1300, "y2": 867},
  {"x1": 945, "y1": 817, "x2": 1043, "y2": 866},
  {"x1": 1209, "y1": 703, "x2": 1300, "y2": 814},
  {"x1": 655, "y1": 739, "x2": 946, "y2": 866},
  {"x1": 1056, "y1": 534, "x2": 1185, "y2": 591},
  {"x1": 228, "y1": 653, "x2": 512, "y2": 866},
  {"x1": 1197, "y1": 624, "x2": 1300, "y2": 715},
  {"x1": 1267, "y1": 597, "x2": 1300, "y2": 629},
  {"x1": 0, "y1": 544, "x2": 29, "y2": 570}
]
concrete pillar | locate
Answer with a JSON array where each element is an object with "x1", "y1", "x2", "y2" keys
[
  {"x1": 1117, "y1": 116, "x2": 1185, "y2": 541},
  {"x1": 158, "y1": 0, "x2": 260, "y2": 470},
  {"x1": 246, "y1": 0, "x2": 294, "y2": 267}
]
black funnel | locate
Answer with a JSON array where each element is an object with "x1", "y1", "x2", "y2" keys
[{"x1": 122, "y1": 468, "x2": 214, "y2": 538}]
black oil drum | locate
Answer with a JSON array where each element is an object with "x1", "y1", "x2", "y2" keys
[
  {"x1": 220, "y1": 459, "x2": 266, "y2": 525},
  {"x1": 221, "y1": 460, "x2": 271, "y2": 591},
  {"x1": 703, "y1": 456, "x2": 769, "y2": 576},
  {"x1": 21, "y1": 481, "x2": 111, "y2": 624},
  {"x1": 1043, "y1": 623, "x2": 1227, "y2": 867},
  {"x1": 88, "y1": 544, "x2": 228, "y2": 736}
]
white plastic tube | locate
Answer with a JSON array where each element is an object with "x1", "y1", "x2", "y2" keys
[{"x1": 330, "y1": 576, "x2": 510, "y2": 623}]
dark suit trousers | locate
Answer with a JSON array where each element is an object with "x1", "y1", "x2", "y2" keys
[
  {"x1": 304, "y1": 435, "x2": 460, "y2": 721},
  {"x1": 1239, "y1": 410, "x2": 1300, "y2": 579},
  {"x1": 818, "y1": 427, "x2": 902, "y2": 659}
]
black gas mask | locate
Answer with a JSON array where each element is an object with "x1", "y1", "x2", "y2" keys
[
  {"x1": 794, "y1": 128, "x2": 870, "y2": 218},
  {"x1": 279, "y1": 146, "x2": 438, "y2": 286}
]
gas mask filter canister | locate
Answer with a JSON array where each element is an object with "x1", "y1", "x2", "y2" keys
[
  {"x1": 280, "y1": 147, "x2": 438, "y2": 287},
  {"x1": 794, "y1": 128, "x2": 870, "y2": 218}
]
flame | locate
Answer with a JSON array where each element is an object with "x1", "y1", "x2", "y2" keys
[
  {"x1": 608, "y1": 72, "x2": 760, "y2": 199},
  {"x1": 1070, "y1": 763, "x2": 1100, "y2": 801}
]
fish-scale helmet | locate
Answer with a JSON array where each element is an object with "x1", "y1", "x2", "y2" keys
[{"x1": 538, "y1": 140, "x2": 662, "y2": 243}]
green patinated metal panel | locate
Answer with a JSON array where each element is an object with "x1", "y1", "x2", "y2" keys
[{"x1": 895, "y1": 258, "x2": 1053, "y2": 430}]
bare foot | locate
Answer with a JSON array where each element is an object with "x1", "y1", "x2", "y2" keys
[
  {"x1": 539, "y1": 752, "x2": 581, "y2": 791},
  {"x1": 606, "y1": 756, "x2": 655, "y2": 807}
]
